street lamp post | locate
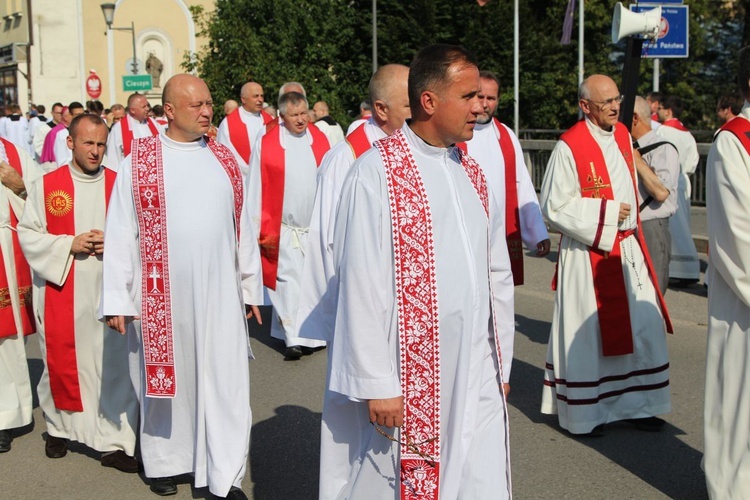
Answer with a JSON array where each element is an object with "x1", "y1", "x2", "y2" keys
[{"x1": 100, "y1": 3, "x2": 138, "y2": 75}]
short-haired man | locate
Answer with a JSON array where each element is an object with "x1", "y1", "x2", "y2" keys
[
  {"x1": 33, "y1": 102, "x2": 63, "y2": 160},
  {"x1": 346, "y1": 99, "x2": 372, "y2": 135},
  {"x1": 108, "y1": 104, "x2": 126, "y2": 128},
  {"x1": 246, "y1": 91, "x2": 330, "y2": 360},
  {"x1": 646, "y1": 91, "x2": 663, "y2": 129},
  {"x1": 704, "y1": 45, "x2": 750, "y2": 499},
  {"x1": 18, "y1": 114, "x2": 138, "y2": 471},
  {"x1": 657, "y1": 95, "x2": 701, "y2": 285},
  {"x1": 223, "y1": 99, "x2": 239, "y2": 115},
  {"x1": 540, "y1": 75, "x2": 672, "y2": 436},
  {"x1": 51, "y1": 102, "x2": 86, "y2": 168},
  {"x1": 327, "y1": 44, "x2": 513, "y2": 498},
  {"x1": 217, "y1": 82, "x2": 273, "y2": 178},
  {"x1": 104, "y1": 93, "x2": 159, "y2": 169},
  {"x1": 631, "y1": 96, "x2": 680, "y2": 294},
  {"x1": 103, "y1": 74, "x2": 262, "y2": 499},
  {"x1": 312, "y1": 101, "x2": 345, "y2": 145},
  {"x1": 716, "y1": 91, "x2": 743, "y2": 125}
]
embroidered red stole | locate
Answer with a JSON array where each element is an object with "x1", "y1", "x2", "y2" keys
[
  {"x1": 121, "y1": 116, "x2": 159, "y2": 158},
  {"x1": 43, "y1": 165, "x2": 116, "y2": 411},
  {"x1": 561, "y1": 121, "x2": 672, "y2": 357},
  {"x1": 717, "y1": 116, "x2": 750, "y2": 154},
  {"x1": 457, "y1": 118, "x2": 523, "y2": 285},
  {"x1": 0, "y1": 139, "x2": 34, "y2": 338},
  {"x1": 131, "y1": 135, "x2": 242, "y2": 398},
  {"x1": 345, "y1": 122, "x2": 371, "y2": 159},
  {"x1": 258, "y1": 125, "x2": 330, "y2": 289},
  {"x1": 376, "y1": 129, "x2": 505, "y2": 500},
  {"x1": 661, "y1": 118, "x2": 689, "y2": 132}
]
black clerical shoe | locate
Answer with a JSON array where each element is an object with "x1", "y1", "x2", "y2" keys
[
  {"x1": 0, "y1": 430, "x2": 11, "y2": 453},
  {"x1": 101, "y1": 450, "x2": 139, "y2": 473},
  {"x1": 626, "y1": 416, "x2": 666, "y2": 432},
  {"x1": 220, "y1": 487, "x2": 248, "y2": 500},
  {"x1": 149, "y1": 477, "x2": 177, "y2": 496},
  {"x1": 284, "y1": 345, "x2": 304, "y2": 360},
  {"x1": 45, "y1": 435, "x2": 68, "y2": 458}
]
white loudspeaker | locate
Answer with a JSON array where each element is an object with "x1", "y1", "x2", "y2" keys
[{"x1": 611, "y1": 2, "x2": 662, "y2": 43}]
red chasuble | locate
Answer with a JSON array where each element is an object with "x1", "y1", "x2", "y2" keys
[
  {"x1": 345, "y1": 122, "x2": 371, "y2": 159},
  {"x1": 226, "y1": 109, "x2": 275, "y2": 164},
  {"x1": 258, "y1": 124, "x2": 330, "y2": 289},
  {"x1": 43, "y1": 165, "x2": 116, "y2": 411},
  {"x1": 120, "y1": 116, "x2": 159, "y2": 158},
  {"x1": 0, "y1": 138, "x2": 34, "y2": 338},
  {"x1": 131, "y1": 135, "x2": 243, "y2": 398},
  {"x1": 457, "y1": 118, "x2": 524, "y2": 285},
  {"x1": 561, "y1": 120, "x2": 672, "y2": 357},
  {"x1": 717, "y1": 115, "x2": 750, "y2": 154},
  {"x1": 376, "y1": 129, "x2": 509, "y2": 500}
]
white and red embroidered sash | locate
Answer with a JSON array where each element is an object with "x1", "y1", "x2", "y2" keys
[
  {"x1": 43, "y1": 165, "x2": 116, "y2": 411},
  {"x1": 131, "y1": 135, "x2": 243, "y2": 398},
  {"x1": 121, "y1": 116, "x2": 159, "y2": 158},
  {"x1": 375, "y1": 129, "x2": 507, "y2": 499}
]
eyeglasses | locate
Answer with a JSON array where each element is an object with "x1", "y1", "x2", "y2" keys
[
  {"x1": 372, "y1": 423, "x2": 438, "y2": 466},
  {"x1": 586, "y1": 95, "x2": 624, "y2": 111}
]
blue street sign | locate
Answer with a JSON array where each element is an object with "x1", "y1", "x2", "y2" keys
[{"x1": 631, "y1": 4, "x2": 689, "y2": 58}]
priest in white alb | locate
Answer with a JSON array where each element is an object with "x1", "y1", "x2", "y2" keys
[
  {"x1": 295, "y1": 63, "x2": 410, "y2": 499},
  {"x1": 245, "y1": 91, "x2": 330, "y2": 360},
  {"x1": 104, "y1": 93, "x2": 160, "y2": 171},
  {"x1": 328, "y1": 44, "x2": 513, "y2": 500},
  {"x1": 540, "y1": 74, "x2": 672, "y2": 436},
  {"x1": 102, "y1": 74, "x2": 263, "y2": 500},
  {"x1": 704, "y1": 46, "x2": 750, "y2": 500},
  {"x1": 18, "y1": 114, "x2": 138, "y2": 471}
]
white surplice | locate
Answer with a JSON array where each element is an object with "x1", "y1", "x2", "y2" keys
[
  {"x1": 2, "y1": 117, "x2": 33, "y2": 156},
  {"x1": 101, "y1": 132, "x2": 263, "y2": 497},
  {"x1": 217, "y1": 107, "x2": 268, "y2": 178},
  {"x1": 296, "y1": 118, "x2": 386, "y2": 499},
  {"x1": 245, "y1": 124, "x2": 326, "y2": 349},
  {"x1": 0, "y1": 145, "x2": 41, "y2": 431},
  {"x1": 52, "y1": 128, "x2": 71, "y2": 170},
  {"x1": 704, "y1": 105, "x2": 750, "y2": 499},
  {"x1": 540, "y1": 118, "x2": 671, "y2": 434},
  {"x1": 104, "y1": 115, "x2": 158, "y2": 171},
  {"x1": 658, "y1": 124, "x2": 700, "y2": 280},
  {"x1": 327, "y1": 124, "x2": 513, "y2": 499},
  {"x1": 18, "y1": 166, "x2": 137, "y2": 454}
]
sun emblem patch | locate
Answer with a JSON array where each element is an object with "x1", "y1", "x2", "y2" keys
[{"x1": 45, "y1": 190, "x2": 73, "y2": 217}]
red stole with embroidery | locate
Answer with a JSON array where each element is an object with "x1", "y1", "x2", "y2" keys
[
  {"x1": 121, "y1": 116, "x2": 159, "y2": 158},
  {"x1": 345, "y1": 122, "x2": 371, "y2": 159},
  {"x1": 661, "y1": 118, "x2": 689, "y2": 132},
  {"x1": 0, "y1": 139, "x2": 34, "y2": 338},
  {"x1": 43, "y1": 165, "x2": 116, "y2": 411},
  {"x1": 376, "y1": 129, "x2": 508, "y2": 499},
  {"x1": 717, "y1": 116, "x2": 750, "y2": 154},
  {"x1": 131, "y1": 135, "x2": 243, "y2": 398},
  {"x1": 258, "y1": 124, "x2": 329, "y2": 289},
  {"x1": 457, "y1": 117, "x2": 524, "y2": 285},
  {"x1": 561, "y1": 121, "x2": 672, "y2": 357}
]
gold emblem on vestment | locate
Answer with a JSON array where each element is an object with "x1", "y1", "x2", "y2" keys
[{"x1": 45, "y1": 190, "x2": 73, "y2": 217}]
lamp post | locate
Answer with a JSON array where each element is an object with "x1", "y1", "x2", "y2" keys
[{"x1": 100, "y1": 3, "x2": 138, "y2": 75}]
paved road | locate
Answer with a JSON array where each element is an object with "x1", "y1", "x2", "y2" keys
[{"x1": 2, "y1": 251, "x2": 710, "y2": 499}]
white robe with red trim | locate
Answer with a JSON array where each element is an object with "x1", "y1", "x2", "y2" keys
[
  {"x1": 101, "y1": 133, "x2": 263, "y2": 497},
  {"x1": 217, "y1": 107, "x2": 268, "y2": 178},
  {"x1": 0, "y1": 146, "x2": 41, "y2": 431},
  {"x1": 704, "y1": 105, "x2": 750, "y2": 499},
  {"x1": 540, "y1": 118, "x2": 671, "y2": 434},
  {"x1": 104, "y1": 115, "x2": 159, "y2": 171},
  {"x1": 18, "y1": 166, "x2": 137, "y2": 454},
  {"x1": 327, "y1": 124, "x2": 513, "y2": 499},
  {"x1": 245, "y1": 124, "x2": 326, "y2": 349}
]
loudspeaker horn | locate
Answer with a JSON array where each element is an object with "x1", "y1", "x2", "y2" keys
[{"x1": 612, "y1": 2, "x2": 662, "y2": 44}]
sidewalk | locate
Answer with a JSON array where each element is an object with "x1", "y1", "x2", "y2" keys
[{"x1": 690, "y1": 206, "x2": 708, "y2": 253}]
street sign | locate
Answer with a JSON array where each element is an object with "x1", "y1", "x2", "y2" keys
[
  {"x1": 123, "y1": 74, "x2": 152, "y2": 92},
  {"x1": 632, "y1": 4, "x2": 689, "y2": 58}
]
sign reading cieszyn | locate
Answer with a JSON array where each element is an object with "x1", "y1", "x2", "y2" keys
[{"x1": 123, "y1": 75, "x2": 153, "y2": 92}]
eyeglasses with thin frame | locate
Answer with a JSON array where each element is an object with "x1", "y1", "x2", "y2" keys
[{"x1": 586, "y1": 94, "x2": 625, "y2": 111}]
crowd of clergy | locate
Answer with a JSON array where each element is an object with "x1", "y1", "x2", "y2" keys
[{"x1": 0, "y1": 41, "x2": 748, "y2": 500}]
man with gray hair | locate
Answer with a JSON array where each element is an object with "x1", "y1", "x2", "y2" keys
[
  {"x1": 245, "y1": 91, "x2": 330, "y2": 360},
  {"x1": 631, "y1": 96, "x2": 679, "y2": 294}
]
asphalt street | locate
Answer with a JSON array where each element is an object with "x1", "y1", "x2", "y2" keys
[{"x1": 2, "y1": 213, "x2": 711, "y2": 499}]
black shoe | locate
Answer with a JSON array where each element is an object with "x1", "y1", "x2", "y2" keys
[
  {"x1": 101, "y1": 450, "x2": 139, "y2": 473},
  {"x1": 575, "y1": 424, "x2": 605, "y2": 438},
  {"x1": 670, "y1": 278, "x2": 699, "y2": 288},
  {"x1": 221, "y1": 487, "x2": 248, "y2": 500},
  {"x1": 284, "y1": 345, "x2": 303, "y2": 360},
  {"x1": 626, "y1": 416, "x2": 665, "y2": 432},
  {"x1": 45, "y1": 435, "x2": 68, "y2": 458},
  {"x1": 0, "y1": 430, "x2": 11, "y2": 453},
  {"x1": 300, "y1": 345, "x2": 326, "y2": 356},
  {"x1": 149, "y1": 477, "x2": 177, "y2": 496}
]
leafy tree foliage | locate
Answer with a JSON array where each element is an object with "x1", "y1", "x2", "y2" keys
[{"x1": 187, "y1": 0, "x2": 745, "y2": 131}]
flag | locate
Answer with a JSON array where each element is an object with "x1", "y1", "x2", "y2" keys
[{"x1": 561, "y1": 0, "x2": 577, "y2": 45}]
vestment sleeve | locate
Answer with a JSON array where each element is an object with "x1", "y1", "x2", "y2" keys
[
  {"x1": 508, "y1": 129, "x2": 549, "y2": 248},
  {"x1": 239, "y1": 139, "x2": 264, "y2": 305},
  {"x1": 488, "y1": 192, "x2": 515, "y2": 383}
]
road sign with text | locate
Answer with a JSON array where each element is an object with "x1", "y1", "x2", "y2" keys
[
  {"x1": 632, "y1": 4, "x2": 689, "y2": 58},
  {"x1": 122, "y1": 74, "x2": 152, "y2": 92}
]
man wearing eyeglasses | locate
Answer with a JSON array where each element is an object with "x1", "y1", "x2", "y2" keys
[{"x1": 540, "y1": 74, "x2": 672, "y2": 437}]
